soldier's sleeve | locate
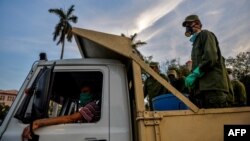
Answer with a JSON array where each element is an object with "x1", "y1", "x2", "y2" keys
[{"x1": 199, "y1": 31, "x2": 219, "y2": 72}]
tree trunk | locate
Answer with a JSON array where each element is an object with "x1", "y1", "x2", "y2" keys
[{"x1": 60, "y1": 39, "x2": 65, "y2": 60}]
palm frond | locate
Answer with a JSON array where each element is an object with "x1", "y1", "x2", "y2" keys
[
  {"x1": 66, "y1": 31, "x2": 73, "y2": 42},
  {"x1": 68, "y1": 15, "x2": 78, "y2": 23},
  {"x1": 53, "y1": 22, "x2": 63, "y2": 41},
  {"x1": 57, "y1": 30, "x2": 65, "y2": 45},
  {"x1": 67, "y1": 5, "x2": 75, "y2": 17},
  {"x1": 48, "y1": 8, "x2": 66, "y2": 19},
  {"x1": 135, "y1": 41, "x2": 147, "y2": 46},
  {"x1": 121, "y1": 33, "x2": 126, "y2": 37},
  {"x1": 66, "y1": 24, "x2": 73, "y2": 42},
  {"x1": 130, "y1": 33, "x2": 137, "y2": 42}
]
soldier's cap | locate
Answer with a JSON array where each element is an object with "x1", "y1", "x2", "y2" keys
[
  {"x1": 167, "y1": 69, "x2": 177, "y2": 78},
  {"x1": 149, "y1": 61, "x2": 159, "y2": 67},
  {"x1": 182, "y1": 14, "x2": 200, "y2": 27}
]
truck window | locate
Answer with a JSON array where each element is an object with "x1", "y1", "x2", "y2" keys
[
  {"x1": 48, "y1": 71, "x2": 103, "y2": 122},
  {"x1": 15, "y1": 69, "x2": 103, "y2": 123}
]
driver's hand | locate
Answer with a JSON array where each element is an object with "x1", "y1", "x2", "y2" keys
[{"x1": 22, "y1": 125, "x2": 32, "y2": 141}]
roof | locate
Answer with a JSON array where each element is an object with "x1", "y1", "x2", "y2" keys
[{"x1": 0, "y1": 90, "x2": 18, "y2": 96}]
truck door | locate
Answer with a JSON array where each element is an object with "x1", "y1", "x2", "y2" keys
[{"x1": 1, "y1": 65, "x2": 110, "y2": 141}]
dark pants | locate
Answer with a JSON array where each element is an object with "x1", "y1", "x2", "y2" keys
[{"x1": 191, "y1": 90, "x2": 228, "y2": 108}]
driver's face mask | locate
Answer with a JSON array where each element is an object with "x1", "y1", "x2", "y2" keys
[{"x1": 79, "y1": 92, "x2": 92, "y2": 107}]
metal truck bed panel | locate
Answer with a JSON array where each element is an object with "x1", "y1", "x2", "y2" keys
[{"x1": 142, "y1": 107, "x2": 250, "y2": 141}]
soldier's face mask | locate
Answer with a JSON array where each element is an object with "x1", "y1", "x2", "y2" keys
[
  {"x1": 184, "y1": 22, "x2": 196, "y2": 37},
  {"x1": 189, "y1": 32, "x2": 198, "y2": 43},
  {"x1": 185, "y1": 26, "x2": 193, "y2": 37}
]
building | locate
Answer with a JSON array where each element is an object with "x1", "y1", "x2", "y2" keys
[{"x1": 0, "y1": 90, "x2": 18, "y2": 107}]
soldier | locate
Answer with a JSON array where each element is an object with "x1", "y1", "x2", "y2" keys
[
  {"x1": 144, "y1": 62, "x2": 169, "y2": 110},
  {"x1": 182, "y1": 14, "x2": 233, "y2": 108},
  {"x1": 167, "y1": 69, "x2": 187, "y2": 94},
  {"x1": 227, "y1": 68, "x2": 247, "y2": 106}
]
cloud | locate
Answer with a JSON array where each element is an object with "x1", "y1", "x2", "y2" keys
[
  {"x1": 132, "y1": 0, "x2": 183, "y2": 33},
  {"x1": 206, "y1": 10, "x2": 222, "y2": 16},
  {"x1": 137, "y1": 0, "x2": 250, "y2": 65},
  {"x1": 75, "y1": 0, "x2": 183, "y2": 36}
]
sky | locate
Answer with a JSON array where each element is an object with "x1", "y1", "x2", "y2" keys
[{"x1": 0, "y1": 0, "x2": 250, "y2": 90}]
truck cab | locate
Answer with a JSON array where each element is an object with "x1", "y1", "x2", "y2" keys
[{"x1": 0, "y1": 27, "x2": 249, "y2": 141}]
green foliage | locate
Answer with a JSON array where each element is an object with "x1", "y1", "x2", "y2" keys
[
  {"x1": 0, "y1": 103, "x2": 10, "y2": 122},
  {"x1": 226, "y1": 52, "x2": 250, "y2": 80},
  {"x1": 49, "y1": 5, "x2": 78, "y2": 59},
  {"x1": 121, "y1": 33, "x2": 147, "y2": 49},
  {"x1": 163, "y1": 58, "x2": 180, "y2": 69},
  {"x1": 141, "y1": 55, "x2": 154, "y2": 82},
  {"x1": 121, "y1": 32, "x2": 150, "y2": 83},
  {"x1": 161, "y1": 58, "x2": 190, "y2": 77},
  {"x1": 121, "y1": 33, "x2": 147, "y2": 60}
]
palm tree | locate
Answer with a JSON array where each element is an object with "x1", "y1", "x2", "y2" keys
[
  {"x1": 121, "y1": 33, "x2": 147, "y2": 60},
  {"x1": 121, "y1": 33, "x2": 147, "y2": 49},
  {"x1": 49, "y1": 5, "x2": 78, "y2": 59}
]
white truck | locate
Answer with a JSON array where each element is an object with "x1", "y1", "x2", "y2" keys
[{"x1": 0, "y1": 27, "x2": 249, "y2": 141}]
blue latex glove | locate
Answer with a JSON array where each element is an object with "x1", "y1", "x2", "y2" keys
[{"x1": 185, "y1": 67, "x2": 204, "y2": 88}]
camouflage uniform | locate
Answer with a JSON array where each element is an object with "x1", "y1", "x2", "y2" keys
[
  {"x1": 231, "y1": 80, "x2": 247, "y2": 106},
  {"x1": 183, "y1": 15, "x2": 233, "y2": 108},
  {"x1": 144, "y1": 62, "x2": 169, "y2": 110},
  {"x1": 190, "y1": 30, "x2": 234, "y2": 108}
]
